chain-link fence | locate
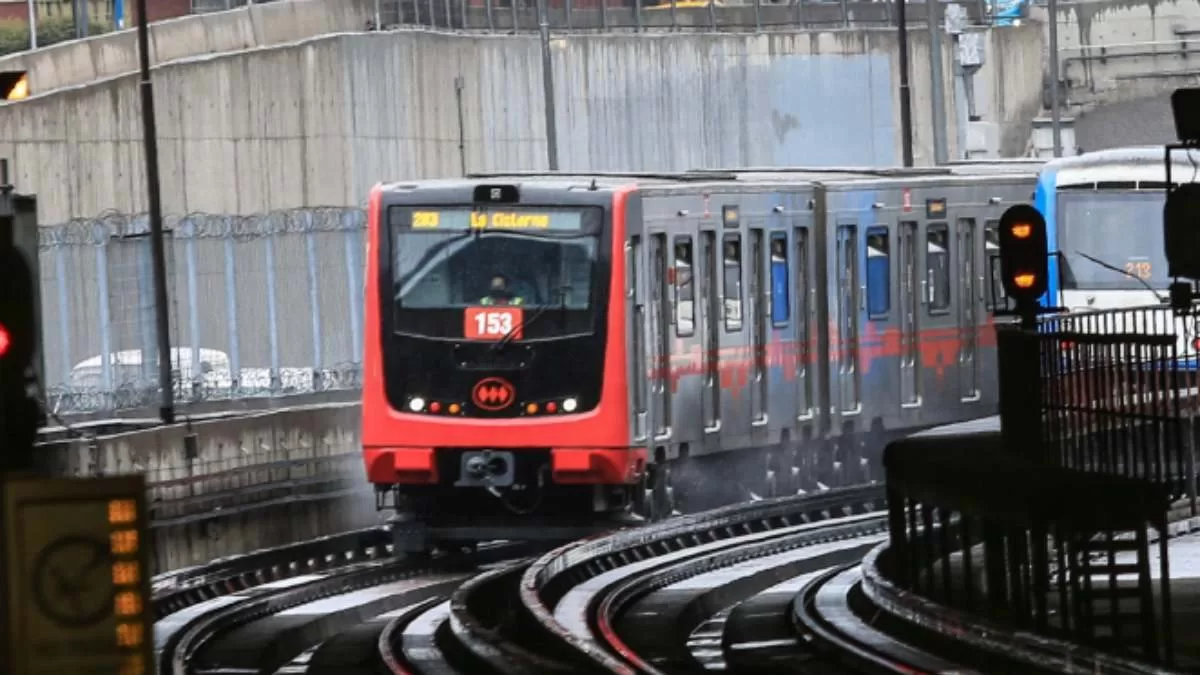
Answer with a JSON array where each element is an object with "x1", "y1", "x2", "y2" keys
[{"x1": 38, "y1": 207, "x2": 368, "y2": 415}]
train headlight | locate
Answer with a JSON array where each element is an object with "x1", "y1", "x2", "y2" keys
[
  {"x1": 409, "y1": 397, "x2": 426, "y2": 412},
  {"x1": 562, "y1": 397, "x2": 578, "y2": 413}
]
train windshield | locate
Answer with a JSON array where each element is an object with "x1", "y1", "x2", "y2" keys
[
  {"x1": 1057, "y1": 191, "x2": 1168, "y2": 291},
  {"x1": 388, "y1": 205, "x2": 603, "y2": 340}
]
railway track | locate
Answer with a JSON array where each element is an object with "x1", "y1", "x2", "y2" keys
[{"x1": 152, "y1": 485, "x2": 1003, "y2": 675}]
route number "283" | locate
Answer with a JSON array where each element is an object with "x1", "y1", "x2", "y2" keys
[{"x1": 464, "y1": 307, "x2": 523, "y2": 341}]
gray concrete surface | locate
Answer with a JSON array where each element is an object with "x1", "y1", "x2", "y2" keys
[
  {"x1": 0, "y1": 23, "x2": 1045, "y2": 224},
  {"x1": 0, "y1": 0, "x2": 377, "y2": 96},
  {"x1": 36, "y1": 402, "x2": 380, "y2": 573}
]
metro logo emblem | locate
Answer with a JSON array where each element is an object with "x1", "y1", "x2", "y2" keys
[{"x1": 472, "y1": 377, "x2": 515, "y2": 411}]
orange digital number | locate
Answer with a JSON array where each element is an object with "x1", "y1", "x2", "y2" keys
[
  {"x1": 1124, "y1": 261, "x2": 1152, "y2": 280},
  {"x1": 464, "y1": 307, "x2": 522, "y2": 341}
]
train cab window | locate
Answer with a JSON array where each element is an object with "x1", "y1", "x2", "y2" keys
[
  {"x1": 866, "y1": 227, "x2": 890, "y2": 319},
  {"x1": 723, "y1": 234, "x2": 743, "y2": 331},
  {"x1": 926, "y1": 224, "x2": 951, "y2": 312},
  {"x1": 674, "y1": 237, "x2": 695, "y2": 337},
  {"x1": 770, "y1": 232, "x2": 789, "y2": 326},
  {"x1": 984, "y1": 220, "x2": 1006, "y2": 309}
]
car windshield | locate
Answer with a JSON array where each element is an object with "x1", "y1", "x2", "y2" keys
[
  {"x1": 389, "y1": 206, "x2": 603, "y2": 339},
  {"x1": 1058, "y1": 191, "x2": 1168, "y2": 291}
]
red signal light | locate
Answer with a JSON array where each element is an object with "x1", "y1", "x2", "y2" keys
[{"x1": 0, "y1": 323, "x2": 9, "y2": 357}]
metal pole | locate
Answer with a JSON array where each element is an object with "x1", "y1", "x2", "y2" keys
[
  {"x1": 1048, "y1": 0, "x2": 1062, "y2": 157},
  {"x1": 26, "y1": 0, "x2": 37, "y2": 50},
  {"x1": 897, "y1": 0, "x2": 914, "y2": 166},
  {"x1": 374, "y1": 0, "x2": 382, "y2": 27},
  {"x1": 928, "y1": 0, "x2": 947, "y2": 165},
  {"x1": 455, "y1": 76, "x2": 467, "y2": 176},
  {"x1": 75, "y1": 0, "x2": 89, "y2": 39},
  {"x1": 136, "y1": 0, "x2": 175, "y2": 425},
  {"x1": 537, "y1": 0, "x2": 559, "y2": 171}
]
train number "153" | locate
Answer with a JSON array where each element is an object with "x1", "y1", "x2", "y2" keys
[{"x1": 464, "y1": 307, "x2": 523, "y2": 341}]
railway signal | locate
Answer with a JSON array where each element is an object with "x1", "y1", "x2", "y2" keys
[
  {"x1": 997, "y1": 203, "x2": 1049, "y2": 317},
  {"x1": 0, "y1": 241, "x2": 38, "y2": 466}
]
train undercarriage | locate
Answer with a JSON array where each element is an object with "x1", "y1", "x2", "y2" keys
[{"x1": 379, "y1": 427, "x2": 903, "y2": 554}]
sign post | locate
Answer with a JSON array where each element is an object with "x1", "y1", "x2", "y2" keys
[{"x1": 1, "y1": 475, "x2": 153, "y2": 675}]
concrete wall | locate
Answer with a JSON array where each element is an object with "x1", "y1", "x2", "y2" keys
[
  {"x1": 1047, "y1": 0, "x2": 1200, "y2": 106},
  {"x1": 0, "y1": 24, "x2": 1045, "y2": 223},
  {"x1": 38, "y1": 402, "x2": 379, "y2": 573},
  {"x1": 0, "y1": 0, "x2": 375, "y2": 95}
]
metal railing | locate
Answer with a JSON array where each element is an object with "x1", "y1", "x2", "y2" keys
[
  {"x1": 38, "y1": 207, "x2": 368, "y2": 415},
  {"x1": 374, "y1": 0, "x2": 999, "y2": 33},
  {"x1": 1037, "y1": 303, "x2": 1200, "y2": 500}
]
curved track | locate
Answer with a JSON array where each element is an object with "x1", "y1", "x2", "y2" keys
[{"x1": 152, "y1": 485, "x2": 989, "y2": 675}]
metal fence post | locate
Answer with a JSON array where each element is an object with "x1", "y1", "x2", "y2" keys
[
  {"x1": 304, "y1": 212, "x2": 324, "y2": 391},
  {"x1": 222, "y1": 218, "x2": 242, "y2": 395},
  {"x1": 264, "y1": 225, "x2": 281, "y2": 393},
  {"x1": 183, "y1": 217, "x2": 202, "y2": 400},
  {"x1": 343, "y1": 215, "x2": 363, "y2": 366},
  {"x1": 53, "y1": 246, "x2": 72, "y2": 389},
  {"x1": 95, "y1": 231, "x2": 114, "y2": 402}
]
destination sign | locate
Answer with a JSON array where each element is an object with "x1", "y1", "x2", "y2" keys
[{"x1": 409, "y1": 209, "x2": 584, "y2": 231}]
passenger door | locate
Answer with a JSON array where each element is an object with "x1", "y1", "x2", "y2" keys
[
  {"x1": 834, "y1": 223, "x2": 861, "y2": 416},
  {"x1": 920, "y1": 219, "x2": 956, "y2": 421},
  {"x1": 898, "y1": 221, "x2": 921, "y2": 409},
  {"x1": 956, "y1": 216, "x2": 982, "y2": 403}
]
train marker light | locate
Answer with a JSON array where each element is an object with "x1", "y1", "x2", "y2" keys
[
  {"x1": 0, "y1": 323, "x2": 9, "y2": 357},
  {"x1": 997, "y1": 204, "x2": 1049, "y2": 305}
]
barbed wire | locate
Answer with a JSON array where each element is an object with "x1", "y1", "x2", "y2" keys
[
  {"x1": 45, "y1": 363, "x2": 364, "y2": 415},
  {"x1": 36, "y1": 206, "x2": 369, "y2": 249}
]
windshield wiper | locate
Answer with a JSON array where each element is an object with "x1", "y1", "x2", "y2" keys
[
  {"x1": 491, "y1": 286, "x2": 570, "y2": 352},
  {"x1": 1073, "y1": 250, "x2": 1167, "y2": 303}
]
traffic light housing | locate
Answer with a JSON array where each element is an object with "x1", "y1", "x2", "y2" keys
[
  {"x1": 0, "y1": 71, "x2": 28, "y2": 101},
  {"x1": 998, "y1": 203, "x2": 1049, "y2": 307}
]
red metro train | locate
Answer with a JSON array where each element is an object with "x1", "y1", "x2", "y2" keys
[{"x1": 361, "y1": 165, "x2": 1039, "y2": 551}]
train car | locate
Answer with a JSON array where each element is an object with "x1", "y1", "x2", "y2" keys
[
  {"x1": 361, "y1": 166, "x2": 1039, "y2": 551},
  {"x1": 1033, "y1": 147, "x2": 1194, "y2": 349}
]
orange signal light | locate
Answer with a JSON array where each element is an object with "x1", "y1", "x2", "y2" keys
[
  {"x1": 1010, "y1": 223, "x2": 1032, "y2": 239},
  {"x1": 448, "y1": 403, "x2": 461, "y2": 414},
  {"x1": 526, "y1": 403, "x2": 539, "y2": 415},
  {"x1": 1013, "y1": 273, "x2": 1037, "y2": 289}
]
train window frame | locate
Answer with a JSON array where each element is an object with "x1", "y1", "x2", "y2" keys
[
  {"x1": 674, "y1": 235, "x2": 696, "y2": 337},
  {"x1": 983, "y1": 219, "x2": 1006, "y2": 310},
  {"x1": 866, "y1": 226, "x2": 891, "y2": 320},
  {"x1": 926, "y1": 222, "x2": 952, "y2": 314},
  {"x1": 722, "y1": 233, "x2": 744, "y2": 332},
  {"x1": 769, "y1": 232, "x2": 790, "y2": 327}
]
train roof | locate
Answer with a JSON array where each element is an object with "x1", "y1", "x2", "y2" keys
[
  {"x1": 376, "y1": 163, "x2": 1040, "y2": 197},
  {"x1": 1043, "y1": 146, "x2": 1200, "y2": 188}
]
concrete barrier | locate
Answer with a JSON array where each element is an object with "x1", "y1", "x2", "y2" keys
[
  {"x1": 0, "y1": 23, "x2": 1045, "y2": 223},
  {"x1": 0, "y1": 0, "x2": 375, "y2": 96},
  {"x1": 36, "y1": 401, "x2": 380, "y2": 574}
]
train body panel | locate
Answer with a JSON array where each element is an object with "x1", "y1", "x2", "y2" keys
[{"x1": 359, "y1": 165, "x2": 1041, "y2": 547}]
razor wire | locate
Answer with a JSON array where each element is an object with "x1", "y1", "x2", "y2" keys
[{"x1": 37, "y1": 207, "x2": 368, "y2": 415}]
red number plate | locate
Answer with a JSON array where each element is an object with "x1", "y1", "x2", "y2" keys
[{"x1": 464, "y1": 306, "x2": 523, "y2": 341}]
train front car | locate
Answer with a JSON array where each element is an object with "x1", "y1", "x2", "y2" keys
[{"x1": 361, "y1": 179, "x2": 644, "y2": 551}]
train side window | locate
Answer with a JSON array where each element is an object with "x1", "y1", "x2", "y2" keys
[
  {"x1": 926, "y1": 223, "x2": 951, "y2": 313},
  {"x1": 723, "y1": 234, "x2": 743, "y2": 332},
  {"x1": 866, "y1": 226, "x2": 890, "y2": 319},
  {"x1": 674, "y1": 236, "x2": 695, "y2": 337},
  {"x1": 770, "y1": 232, "x2": 789, "y2": 326},
  {"x1": 984, "y1": 220, "x2": 1006, "y2": 309}
]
